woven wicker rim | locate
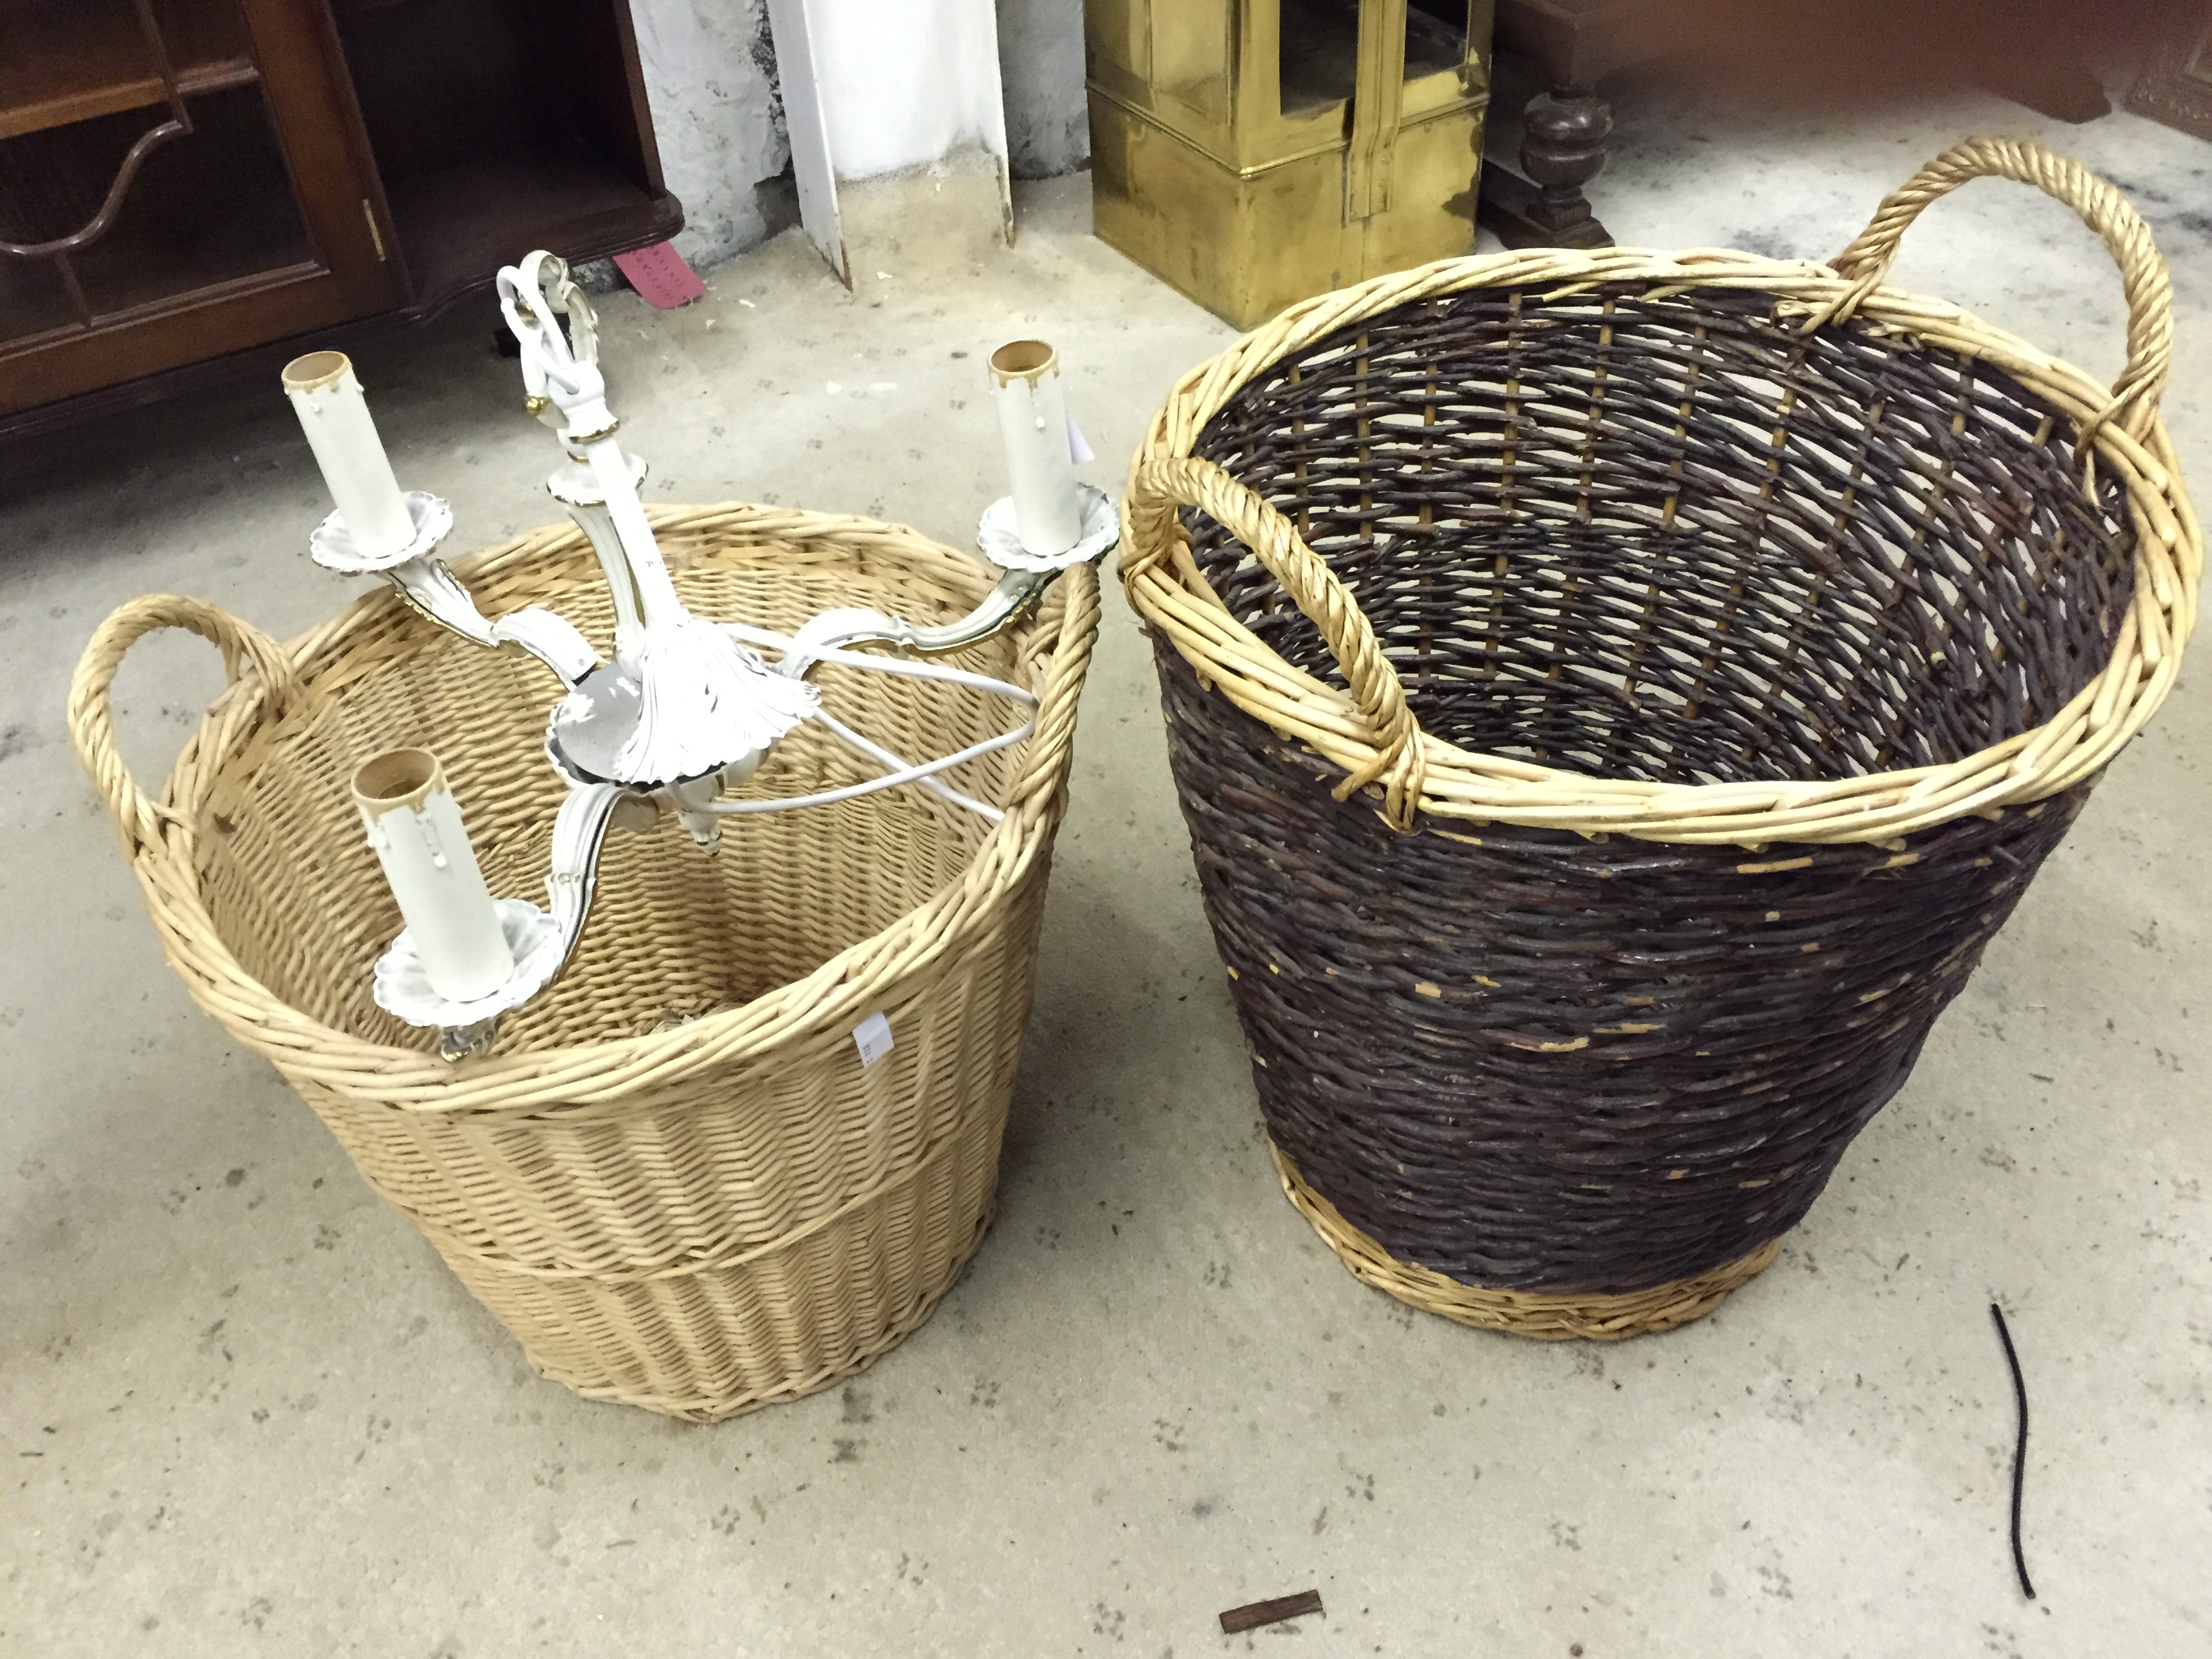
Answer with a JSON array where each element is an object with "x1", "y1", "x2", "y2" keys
[
  {"x1": 1273, "y1": 1147, "x2": 1782, "y2": 1340},
  {"x1": 1121, "y1": 138, "x2": 2202, "y2": 844},
  {"x1": 67, "y1": 503, "x2": 1101, "y2": 1113}
]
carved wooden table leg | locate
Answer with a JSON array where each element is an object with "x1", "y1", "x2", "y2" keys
[
  {"x1": 1477, "y1": 0, "x2": 1641, "y2": 251},
  {"x1": 1515, "y1": 83, "x2": 1614, "y2": 246},
  {"x1": 1477, "y1": 78, "x2": 1615, "y2": 249}
]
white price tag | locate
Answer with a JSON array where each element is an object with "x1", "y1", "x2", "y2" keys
[
  {"x1": 1065, "y1": 414, "x2": 1094, "y2": 466},
  {"x1": 852, "y1": 1011, "x2": 894, "y2": 1066}
]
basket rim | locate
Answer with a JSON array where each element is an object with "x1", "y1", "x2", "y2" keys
[
  {"x1": 1121, "y1": 232, "x2": 2200, "y2": 848},
  {"x1": 89, "y1": 501, "x2": 1099, "y2": 1111}
]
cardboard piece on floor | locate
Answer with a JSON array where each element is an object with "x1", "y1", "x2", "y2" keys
[{"x1": 613, "y1": 243, "x2": 707, "y2": 309}]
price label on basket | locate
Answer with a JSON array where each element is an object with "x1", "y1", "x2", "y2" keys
[{"x1": 852, "y1": 1011, "x2": 894, "y2": 1066}]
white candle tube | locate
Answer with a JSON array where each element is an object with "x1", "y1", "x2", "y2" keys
[
  {"x1": 352, "y1": 748, "x2": 515, "y2": 1004},
  {"x1": 283, "y1": 351, "x2": 417, "y2": 561},
  {"x1": 989, "y1": 339, "x2": 1082, "y2": 558}
]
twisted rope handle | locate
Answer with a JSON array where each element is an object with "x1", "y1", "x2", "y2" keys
[
  {"x1": 1127, "y1": 455, "x2": 1426, "y2": 829},
  {"x1": 68, "y1": 594, "x2": 300, "y2": 854},
  {"x1": 1824, "y1": 136, "x2": 2171, "y2": 441},
  {"x1": 1006, "y1": 558, "x2": 1103, "y2": 811}
]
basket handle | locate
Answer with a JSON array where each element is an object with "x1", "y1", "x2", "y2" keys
[
  {"x1": 1006, "y1": 559, "x2": 1103, "y2": 812},
  {"x1": 68, "y1": 593, "x2": 299, "y2": 853},
  {"x1": 1824, "y1": 136, "x2": 2171, "y2": 441},
  {"x1": 1127, "y1": 455, "x2": 1425, "y2": 829}
]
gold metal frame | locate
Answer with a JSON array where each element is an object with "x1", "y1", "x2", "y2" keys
[{"x1": 1088, "y1": 0, "x2": 1492, "y2": 327}]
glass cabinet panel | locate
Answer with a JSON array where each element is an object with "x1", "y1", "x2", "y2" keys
[
  {"x1": 1281, "y1": 0, "x2": 1482, "y2": 115},
  {"x1": 1, "y1": 0, "x2": 321, "y2": 349}
]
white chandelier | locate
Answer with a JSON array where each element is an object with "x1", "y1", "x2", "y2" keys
[{"x1": 284, "y1": 252, "x2": 1117, "y2": 1058}]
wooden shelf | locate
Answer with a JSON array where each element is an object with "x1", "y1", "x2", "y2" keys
[
  {"x1": 0, "y1": 4, "x2": 258, "y2": 141},
  {"x1": 3, "y1": 0, "x2": 677, "y2": 436},
  {"x1": 384, "y1": 149, "x2": 681, "y2": 312}
]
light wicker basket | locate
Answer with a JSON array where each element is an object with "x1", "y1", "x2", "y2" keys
[
  {"x1": 1122, "y1": 138, "x2": 2198, "y2": 1338},
  {"x1": 70, "y1": 504, "x2": 1099, "y2": 1419}
]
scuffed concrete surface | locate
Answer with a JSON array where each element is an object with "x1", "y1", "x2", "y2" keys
[
  {"x1": 1, "y1": 90, "x2": 2208, "y2": 1658},
  {"x1": 837, "y1": 146, "x2": 1015, "y2": 283}
]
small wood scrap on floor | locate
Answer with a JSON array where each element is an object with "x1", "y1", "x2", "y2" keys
[{"x1": 1218, "y1": 1589, "x2": 1324, "y2": 1635}]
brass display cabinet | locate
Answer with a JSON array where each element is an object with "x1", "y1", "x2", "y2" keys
[{"x1": 1088, "y1": 1, "x2": 1492, "y2": 328}]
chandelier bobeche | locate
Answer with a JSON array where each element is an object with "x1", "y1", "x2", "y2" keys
[{"x1": 286, "y1": 252, "x2": 1118, "y2": 1059}]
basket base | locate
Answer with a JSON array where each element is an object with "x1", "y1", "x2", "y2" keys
[
  {"x1": 507, "y1": 1204, "x2": 995, "y2": 1423},
  {"x1": 1273, "y1": 1147, "x2": 1781, "y2": 1340}
]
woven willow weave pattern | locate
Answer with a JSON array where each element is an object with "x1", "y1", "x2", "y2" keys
[
  {"x1": 1163, "y1": 644, "x2": 2087, "y2": 1296},
  {"x1": 1124, "y1": 140, "x2": 2198, "y2": 844},
  {"x1": 72, "y1": 506, "x2": 1099, "y2": 1418},
  {"x1": 1124, "y1": 139, "x2": 2198, "y2": 1336},
  {"x1": 1273, "y1": 1149, "x2": 1786, "y2": 1341}
]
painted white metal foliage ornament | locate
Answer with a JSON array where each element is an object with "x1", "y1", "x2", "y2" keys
[{"x1": 284, "y1": 252, "x2": 1116, "y2": 1059}]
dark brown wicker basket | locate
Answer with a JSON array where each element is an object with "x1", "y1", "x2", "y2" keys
[{"x1": 1121, "y1": 140, "x2": 2199, "y2": 1337}]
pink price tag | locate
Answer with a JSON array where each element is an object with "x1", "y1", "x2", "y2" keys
[{"x1": 613, "y1": 242, "x2": 706, "y2": 309}]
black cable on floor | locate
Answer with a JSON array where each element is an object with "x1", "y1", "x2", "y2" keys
[{"x1": 1991, "y1": 1300, "x2": 2036, "y2": 1601}]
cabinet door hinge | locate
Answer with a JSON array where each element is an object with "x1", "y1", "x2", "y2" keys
[{"x1": 362, "y1": 199, "x2": 387, "y2": 262}]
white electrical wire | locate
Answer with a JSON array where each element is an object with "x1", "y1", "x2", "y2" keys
[
  {"x1": 806, "y1": 710, "x2": 1017, "y2": 821},
  {"x1": 694, "y1": 619, "x2": 1039, "y2": 822},
  {"x1": 703, "y1": 716, "x2": 1031, "y2": 820}
]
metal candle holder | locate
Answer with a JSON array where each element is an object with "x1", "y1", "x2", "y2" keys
[{"x1": 293, "y1": 252, "x2": 1117, "y2": 1059}]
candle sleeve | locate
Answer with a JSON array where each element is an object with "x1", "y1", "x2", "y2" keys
[
  {"x1": 284, "y1": 351, "x2": 417, "y2": 562},
  {"x1": 352, "y1": 748, "x2": 515, "y2": 1004},
  {"x1": 989, "y1": 340, "x2": 1082, "y2": 558}
]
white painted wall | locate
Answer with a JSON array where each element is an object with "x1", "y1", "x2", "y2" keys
[
  {"x1": 630, "y1": 0, "x2": 789, "y2": 268},
  {"x1": 810, "y1": 0, "x2": 1008, "y2": 181}
]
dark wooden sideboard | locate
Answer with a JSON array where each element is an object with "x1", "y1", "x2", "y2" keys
[
  {"x1": 0, "y1": 0, "x2": 680, "y2": 438},
  {"x1": 1475, "y1": 0, "x2": 2121, "y2": 253}
]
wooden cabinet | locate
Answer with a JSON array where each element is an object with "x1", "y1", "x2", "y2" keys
[{"x1": 0, "y1": 0, "x2": 678, "y2": 435}]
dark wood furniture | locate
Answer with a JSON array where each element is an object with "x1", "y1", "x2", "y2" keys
[
  {"x1": 1475, "y1": 0, "x2": 2116, "y2": 253},
  {"x1": 1475, "y1": 0, "x2": 1652, "y2": 250},
  {"x1": 0, "y1": 0, "x2": 678, "y2": 437}
]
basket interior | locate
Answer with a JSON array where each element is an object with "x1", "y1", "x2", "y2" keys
[
  {"x1": 189, "y1": 536, "x2": 1038, "y2": 1055},
  {"x1": 1188, "y1": 283, "x2": 2137, "y2": 786}
]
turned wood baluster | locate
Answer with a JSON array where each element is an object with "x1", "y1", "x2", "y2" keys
[{"x1": 1519, "y1": 83, "x2": 1613, "y2": 244}]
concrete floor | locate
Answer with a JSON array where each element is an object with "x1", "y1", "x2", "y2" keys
[{"x1": 5, "y1": 89, "x2": 2209, "y2": 1658}]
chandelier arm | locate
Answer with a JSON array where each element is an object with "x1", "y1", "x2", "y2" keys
[
  {"x1": 495, "y1": 258, "x2": 682, "y2": 635},
  {"x1": 572, "y1": 501, "x2": 647, "y2": 647},
  {"x1": 771, "y1": 568, "x2": 1056, "y2": 678},
  {"x1": 581, "y1": 436, "x2": 689, "y2": 627},
  {"x1": 551, "y1": 483, "x2": 648, "y2": 649},
  {"x1": 385, "y1": 556, "x2": 599, "y2": 688},
  {"x1": 371, "y1": 777, "x2": 625, "y2": 1056},
  {"x1": 490, "y1": 609, "x2": 600, "y2": 688},
  {"x1": 724, "y1": 621, "x2": 1039, "y2": 708},
  {"x1": 702, "y1": 719, "x2": 1034, "y2": 820},
  {"x1": 541, "y1": 779, "x2": 628, "y2": 976}
]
